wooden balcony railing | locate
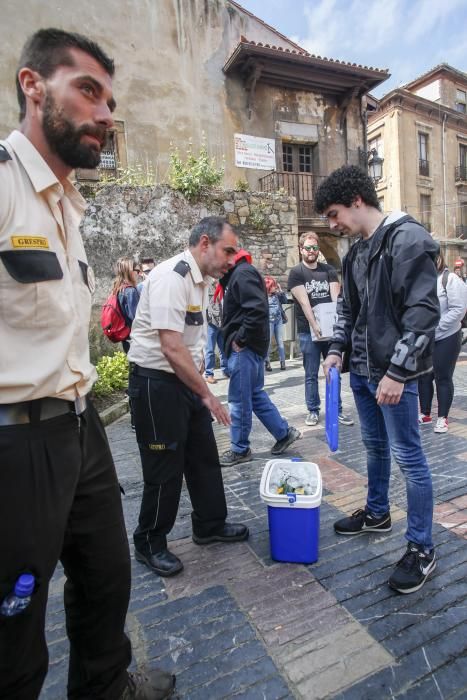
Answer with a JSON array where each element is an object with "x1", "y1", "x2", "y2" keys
[{"x1": 258, "y1": 171, "x2": 325, "y2": 218}]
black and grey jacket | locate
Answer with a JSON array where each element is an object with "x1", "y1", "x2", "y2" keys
[
  {"x1": 328, "y1": 212, "x2": 440, "y2": 383},
  {"x1": 221, "y1": 259, "x2": 270, "y2": 358}
]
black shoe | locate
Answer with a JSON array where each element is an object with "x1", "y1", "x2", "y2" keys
[
  {"x1": 388, "y1": 542, "x2": 436, "y2": 594},
  {"x1": 192, "y1": 522, "x2": 249, "y2": 545},
  {"x1": 220, "y1": 448, "x2": 252, "y2": 466},
  {"x1": 334, "y1": 507, "x2": 392, "y2": 535},
  {"x1": 120, "y1": 669, "x2": 176, "y2": 699},
  {"x1": 134, "y1": 548, "x2": 183, "y2": 577},
  {"x1": 280, "y1": 361, "x2": 286, "y2": 370},
  {"x1": 271, "y1": 426, "x2": 301, "y2": 455},
  {"x1": 265, "y1": 361, "x2": 272, "y2": 372}
]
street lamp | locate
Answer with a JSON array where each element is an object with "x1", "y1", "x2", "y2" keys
[{"x1": 368, "y1": 148, "x2": 383, "y2": 182}]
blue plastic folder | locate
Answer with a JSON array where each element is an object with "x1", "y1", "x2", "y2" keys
[{"x1": 325, "y1": 367, "x2": 339, "y2": 452}]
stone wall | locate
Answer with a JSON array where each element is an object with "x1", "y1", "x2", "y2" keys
[{"x1": 81, "y1": 185, "x2": 299, "y2": 360}]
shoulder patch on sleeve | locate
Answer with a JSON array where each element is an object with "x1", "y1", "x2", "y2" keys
[
  {"x1": 173, "y1": 260, "x2": 190, "y2": 277},
  {"x1": 0, "y1": 145, "x2": 12, "y2": 162}
]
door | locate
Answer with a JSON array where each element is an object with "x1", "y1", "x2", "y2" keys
[{"x1": 281, "y1": 143, "x2": 314, "y2": 217}]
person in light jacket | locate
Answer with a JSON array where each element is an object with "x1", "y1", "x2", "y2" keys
[{"x1": 418, "y1": 251, "x2": 467, "y2": 433}]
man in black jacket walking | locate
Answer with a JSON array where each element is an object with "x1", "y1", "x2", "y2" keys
[
  {"x1": 219, "y1": 250, "x2": 300, "y2": 466},
  {"x1": 316, "y1": 165, "x2": 439, "y2": 595}
]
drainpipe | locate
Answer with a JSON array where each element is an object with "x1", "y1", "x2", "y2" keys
[
  {"x1": 442, "y1": 113, "x2": 447, "y2": 238},
  {"x1": 360, "y1": 94, "x2": 368, "y2": 163}
]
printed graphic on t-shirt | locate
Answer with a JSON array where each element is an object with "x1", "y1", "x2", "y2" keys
[{"x1": 305, "y1": 278, "x2": 330, "y2": 300}]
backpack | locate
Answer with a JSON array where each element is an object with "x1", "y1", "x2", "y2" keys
[
  {"x1": 441, "y1": 269, "x2": 467, "y2": 329},
  {"x1": 100, "y1": 286, "x2": 131, "y2": 343}
]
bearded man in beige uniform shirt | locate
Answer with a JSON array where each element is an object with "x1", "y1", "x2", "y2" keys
[
  {"x1": 128, "y1": 217, "x2": 249, "y2": 578},
  {"x1": 0, "y1": 29, "x2": 174, "y2": 700}
]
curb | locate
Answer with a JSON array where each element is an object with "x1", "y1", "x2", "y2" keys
[{"x1": 99, "y1": 398, "x2": 129, "y2": 427}]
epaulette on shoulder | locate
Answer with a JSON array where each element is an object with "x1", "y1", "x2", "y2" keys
[
  {"x1": 0, "y1": 145, "x2": 12, "y2": 163},
  {"x1": 173, "y1": 260, "x2": 190, "y2": 277}
]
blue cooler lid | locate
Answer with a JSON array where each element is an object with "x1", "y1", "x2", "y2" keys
[{"x1": 325, "y1": 367, "x2": 339, "y2": 452}]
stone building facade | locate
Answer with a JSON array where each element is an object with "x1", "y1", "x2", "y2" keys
[{"x1": 368, "y1": 64, "x2": 467, "y2": 267}]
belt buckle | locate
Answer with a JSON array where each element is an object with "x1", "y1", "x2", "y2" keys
[{"x1": 74, "y1": 396, "x2": 87, "y2": 415}]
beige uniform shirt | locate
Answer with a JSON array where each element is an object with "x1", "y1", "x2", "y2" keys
[
  {"x1": 128, "y1": 250, "x2": 208, "y2": 372},
  {"x1": 0, "y1": 131, "x2": 96, "y2": 403}
]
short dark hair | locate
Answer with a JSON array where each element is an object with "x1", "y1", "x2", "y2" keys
[
  {"x1": 299, "y1": 231, "x2": 319, "y2": 247},
  {"x1": 189, "y1": 216, "x2": 232, "y2": 247},
  {"x1": 16, "y1": 28, "x2": 115, "y2": 121},
  {"x1": 315, "y1": 165, "x2": 380, "y2": 213},
  {"x1": 140, "y1": 257, "x2": 155, "y2": 265}
]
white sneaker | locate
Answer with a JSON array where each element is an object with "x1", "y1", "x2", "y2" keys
[
  {"x1": 305, "y1": 412, "x2": 319, "y2": 426},
  {"x1": 434, "y1": 417, "x2": 448, "y2": 433}
]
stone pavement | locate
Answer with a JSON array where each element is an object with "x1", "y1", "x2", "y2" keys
[{"x1": 41, "y1": 355, "x2": 467, "y2": 699}]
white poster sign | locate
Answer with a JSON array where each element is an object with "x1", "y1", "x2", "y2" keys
[{"x1": 234, "y1": 133, "x2": 276, "y2": 170}]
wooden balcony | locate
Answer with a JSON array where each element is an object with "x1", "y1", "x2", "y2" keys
[{"x1": 258, "y1": 171, "x2": 325, "y2": 220}]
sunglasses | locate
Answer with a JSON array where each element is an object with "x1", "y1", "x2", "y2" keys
[{"x1": 303, "y1": 244, "x2": 319, "y2": 252}]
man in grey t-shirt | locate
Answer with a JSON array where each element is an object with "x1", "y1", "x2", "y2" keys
[{"x1": 288, "y1": 231, "x2": 353, "y2": 427}]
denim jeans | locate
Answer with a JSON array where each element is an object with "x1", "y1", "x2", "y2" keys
[
  {"x1": 227, "y1": 348, "x2": 288, "y2": 452},
  {"x1": 204, "y1": 323, "x2": 227, "y2": 377},
  {"x1": 298, "y1": 332, "x2": 342, "y2": 414},
  {"x1": 267, "y1": 316, "x2": 286, "y2": 363},
  {"x1": 350, "y1": 372, "x2": 433, "y2": 549}
]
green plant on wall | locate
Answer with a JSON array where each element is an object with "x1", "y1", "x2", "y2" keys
[
  {"x1": 234, "y1": 178, "x2": 249, "y2": 192},
  {"x1": 98, "y1": 162, "x2": 157, "y2": 188},
  {"x1": 93, "y1": 352, "x2": 129, "y2": 397},
  {"x1": 248, "y1": 201, "x2": 270, "y2": 230},
  {"x1": 168, "y1": 141, "x2": 224, "y2": 200}
]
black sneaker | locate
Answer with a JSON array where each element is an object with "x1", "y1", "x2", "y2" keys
[
  {"x1": 334, "y1": 507, "x2": 392, "y2": 535},
  {"x1": 388, "y1": 542, "x2": 436, "y2": 594},
  {"x1": 120, "y1": 669, "x2": 175, "y2": 699},
  {"x1": 220, "y1": 448, "x2": 252, "y2": 467},
  {"x1": 271, "y1": 426, "x2": 301, "y2": 455}
]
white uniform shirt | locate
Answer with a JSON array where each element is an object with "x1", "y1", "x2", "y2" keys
[
  {"x1": 128, "y1": 250, "x2": 208, "y2": 372},
  {"x1": 0, "y1": 131, "x2": 96, "y2": 402}
]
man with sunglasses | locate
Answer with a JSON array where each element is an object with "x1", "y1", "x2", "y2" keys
[{"x1": 288, "y1": 232, "x2": 353, "y2": 427}]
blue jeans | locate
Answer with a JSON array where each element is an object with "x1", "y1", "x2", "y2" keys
[
  {"x1": 267, "y1": 317, "x2": 286, "y2": 363},
  {"x1": 227, "y1": 348, "x2": 288, "y2": 452},
  {"x1": 350, "y1": 372, "x2": 433, "y2": 549},
  {"x1": 204, "y1": 323, "x2": 227, "y2": 377},
  {"x1": 298, "y1": 332, "x2": 342, "y2": 414}
]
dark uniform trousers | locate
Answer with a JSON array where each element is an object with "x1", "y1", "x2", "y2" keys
[
  {"x1": 0, "y1": 401, "x2": 132, "y2": 700},
  {"x1": 129, "y1": 367, "x2": 227, "y2": 554}
]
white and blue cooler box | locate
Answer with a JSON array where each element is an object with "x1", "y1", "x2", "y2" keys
[{"x1": 259, "y1": 459, "x2": 322, "y2": 564}]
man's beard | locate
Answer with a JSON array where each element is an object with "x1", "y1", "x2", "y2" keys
[{"x1": 42, "y1": 92, "x2": 107, "y2": 169}]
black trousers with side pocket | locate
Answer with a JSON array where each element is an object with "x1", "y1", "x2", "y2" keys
[
  {"x1": 128, "y1": 367, "x2": 227, "y2": 554},
  {"x1": 0, "y1": 401, "x2": 132, "y2": 700}
]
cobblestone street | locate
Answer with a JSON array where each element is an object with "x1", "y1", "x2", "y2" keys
[{"x1": 41, "y1": 354, "x2": 467, "y2": 699}]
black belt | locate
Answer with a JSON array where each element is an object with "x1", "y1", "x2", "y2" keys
[
  {"x1": 130, "y1": 364, "x2": 181, "y2": 383},
  {"x1": 0, "y1": 397, "x2": 87, "y2": 427}
]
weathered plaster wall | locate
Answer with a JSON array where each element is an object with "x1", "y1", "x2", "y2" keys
[
  {"x1": 80, "y1": 184, "x2": 299, "y2": 359},
  {"x1": 0, "y1": 0, "x2": 362, "y2": 190},
  {"x1": 0, "y1": 0, "x2": 299, "y2": 184}
]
